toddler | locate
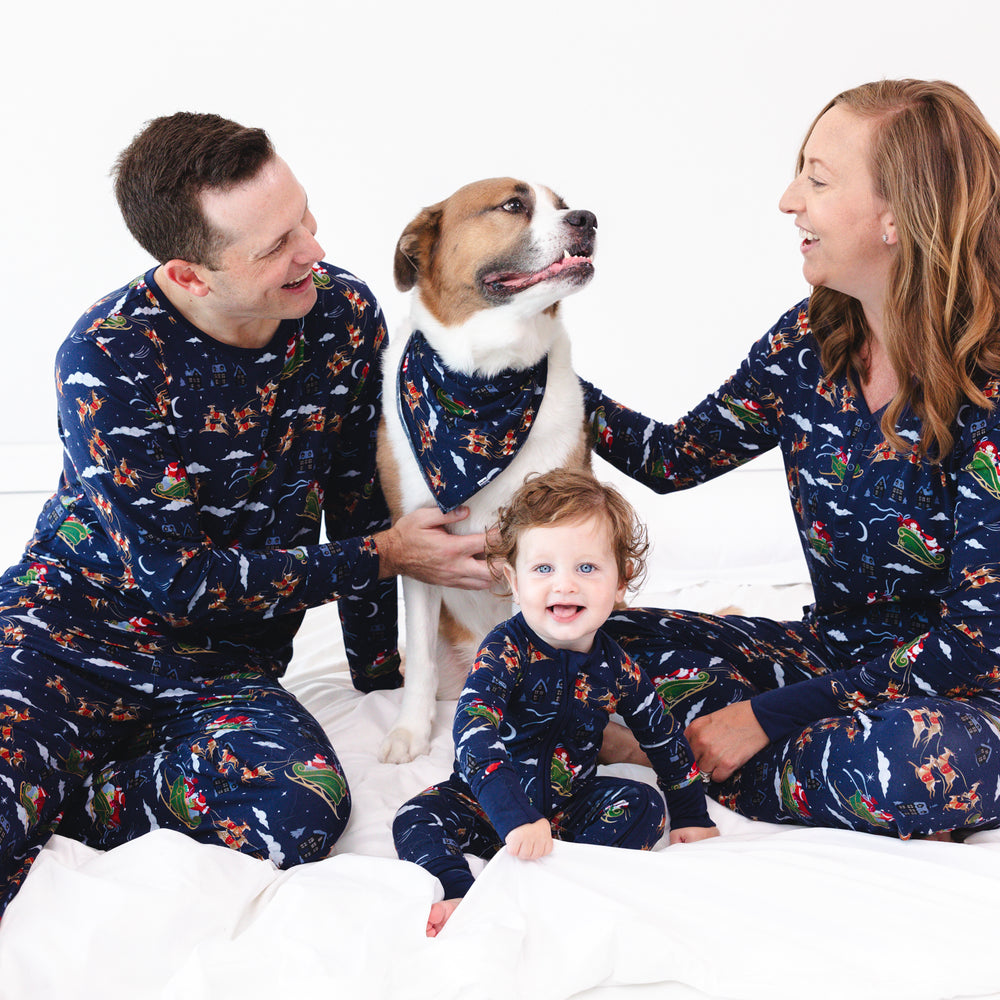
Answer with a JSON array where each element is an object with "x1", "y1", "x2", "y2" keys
[{"x1": 392, "y1": 469, "x2": 718, "y2": 937}]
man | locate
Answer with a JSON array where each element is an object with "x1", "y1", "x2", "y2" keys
[{"x1": 0, "y1": 112, "x2": 489, "y2": 913}]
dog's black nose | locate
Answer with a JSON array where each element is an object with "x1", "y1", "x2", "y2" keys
[{"x1": 565, "y1": 210, "x2": 597, "y2": 230}]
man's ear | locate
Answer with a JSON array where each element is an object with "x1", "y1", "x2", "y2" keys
[
  {"x1": 161, "y1": 259, "x2": 212, "y2": 298},
  {"x1": 501, "y1": 562, "x2": 519, "y2": 603}
]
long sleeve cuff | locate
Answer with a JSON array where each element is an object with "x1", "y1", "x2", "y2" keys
[
  {"x1": 751, "y1": 677, "x2": 837, "y2": 742},
  {"x1": 472, "y1": 767, "x2": 545, "y2": 841},
  {"x1": 664, "y1": 780, "x2": 715, "y2": 830}
]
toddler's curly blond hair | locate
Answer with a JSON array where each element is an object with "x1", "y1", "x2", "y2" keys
[{"x1": 486, "y1": 468, "x2": 649, "y2": 596}]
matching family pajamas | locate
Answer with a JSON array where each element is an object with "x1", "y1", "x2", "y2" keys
[
  {"x1": 393, "y1": 613, "x2": 713, "y2": 898},
  {"x1": 0, "y1": 264, "x2": 399, "y2": 911},
  {"x1": 9, "y1": 277, "x2": 997, "y2": 918},
  {"x1": 586, "y1": 300, "x2": 1000, "y2": 838}
]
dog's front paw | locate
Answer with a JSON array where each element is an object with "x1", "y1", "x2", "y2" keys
[{"x1": 379, "y1": 725, "x2": 431, "y2": 764}]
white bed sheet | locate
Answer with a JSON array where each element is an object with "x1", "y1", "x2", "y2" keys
[{"x1": 1, "y1": 584, "x2": 999, "y2": 1000}]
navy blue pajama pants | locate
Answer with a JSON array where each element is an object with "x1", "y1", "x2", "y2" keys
[
  {"x1": 0, "y1": 631, "x2": 350, "y2": 914},
  {"x1": 393, "y1": 774, "x2": 666, "y2": 899},
  {"x1": 603, "y1": 608, "x2": 1000, "y2": 839}
]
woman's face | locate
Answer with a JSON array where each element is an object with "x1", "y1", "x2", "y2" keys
[{"x1": 779, "y1": 104, "x2": 895, "y2": 309}]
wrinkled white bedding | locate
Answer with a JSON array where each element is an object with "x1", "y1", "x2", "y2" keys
[{"x1": 1, "y1": 584, "x2": 998, "y2": 1000}]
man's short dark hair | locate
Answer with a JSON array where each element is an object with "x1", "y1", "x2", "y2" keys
[{"x1": 113, "y1": 112, "x2": 275, "y2": 267}]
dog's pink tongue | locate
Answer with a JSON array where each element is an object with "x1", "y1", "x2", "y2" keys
[{"x1": 487, "y1": 255, "x2": 590, "y2": 290}]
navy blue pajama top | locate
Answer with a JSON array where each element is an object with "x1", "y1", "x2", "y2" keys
[
  {"x1": 2, "y1": 264, "x2": 397, "y2": 679},
  {"x1": 454, "y1": 613, "x2": 712, "y2": 839},
  {"x1": 583, "y1": 301, "x2": 1000, "y2": 741}
]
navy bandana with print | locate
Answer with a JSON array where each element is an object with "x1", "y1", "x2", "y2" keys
[{"x1": 396, "y1": 331, "x2": 548, "y2": 512}]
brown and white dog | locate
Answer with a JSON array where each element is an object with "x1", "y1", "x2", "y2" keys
[{"x1": 376, "y1": 178, "x2": 598, "y2": 762}]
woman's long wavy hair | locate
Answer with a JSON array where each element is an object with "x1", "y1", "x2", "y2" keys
[{"x1": 804, "y1": 79, "x2": 1000, "y2": 460}]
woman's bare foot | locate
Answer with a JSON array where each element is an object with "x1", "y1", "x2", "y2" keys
[
  {"x1": 599, "y1": 720, "x2": 651, "y2": 766},
  {"x1": 427, "y1": 898, "x2": 462, "y2": 938}
]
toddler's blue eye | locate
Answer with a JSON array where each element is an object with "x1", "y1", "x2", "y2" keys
[
  {"x1": 536, "y1": 564, "x2": 552, "y2": 574},
  {"x1": 579, "y1": 563, "x2": 595, "y2": 574}
]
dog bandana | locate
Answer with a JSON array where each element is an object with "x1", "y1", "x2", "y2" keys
[{"x1": 396, "y1": 331, "x2": 548, "y2": 511}]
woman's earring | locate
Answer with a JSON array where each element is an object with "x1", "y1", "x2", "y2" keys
[{"x1": 882, "y1": 233, "x2": 889, "y2": 244}]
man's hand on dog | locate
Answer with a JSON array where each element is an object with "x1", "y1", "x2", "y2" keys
[{"x1": 376, "y1": 506, "x2": 492, "y2": 590}]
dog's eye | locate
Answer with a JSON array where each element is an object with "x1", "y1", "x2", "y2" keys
[{"x1": 500, "y1": 198, "x2": 525, "y2": 214}]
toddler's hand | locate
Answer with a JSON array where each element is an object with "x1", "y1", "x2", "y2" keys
[
  {"x1": 505, "y1": 818, "x2": 553, "y2": 860},
  {"x1": 669, "y1": 825, "x2": 720, "y2": 845}
]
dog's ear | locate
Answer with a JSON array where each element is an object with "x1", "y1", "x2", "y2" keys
[{"x1": 394, "y1": 205, "x2": 443, "y2": 292}]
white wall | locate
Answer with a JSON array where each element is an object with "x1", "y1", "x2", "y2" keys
[{"x1": 2, "y1": 0, "x2": 998, "y2": 586}]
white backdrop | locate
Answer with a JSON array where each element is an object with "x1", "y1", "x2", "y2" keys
[{"x1": 3, "y1": 0, "x2": 999, "y2": 585}]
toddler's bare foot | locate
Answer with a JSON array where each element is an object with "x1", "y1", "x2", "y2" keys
[
  {"x1": 427, "y1": 898, "x2": 462, "y2": 937},
  {"x1": 916, "y1": 830, "x2": 957, "y2": 842}
]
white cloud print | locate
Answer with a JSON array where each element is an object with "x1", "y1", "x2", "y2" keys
[{"x1": 64, "y1": 371, "x2": 105, "y2": 387}]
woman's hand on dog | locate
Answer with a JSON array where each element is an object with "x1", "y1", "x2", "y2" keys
[{"x1": 376, "y1": 506, "x2": 493, "y2": 590}]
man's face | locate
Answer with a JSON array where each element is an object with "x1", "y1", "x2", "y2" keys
[{"x1": 197, "y1": 156, "x2": 325, "y2": 333}]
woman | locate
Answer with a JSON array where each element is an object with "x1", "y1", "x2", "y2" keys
[{"x1": 589, "y1": 79, "x2": 1000, "y2": 839}]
